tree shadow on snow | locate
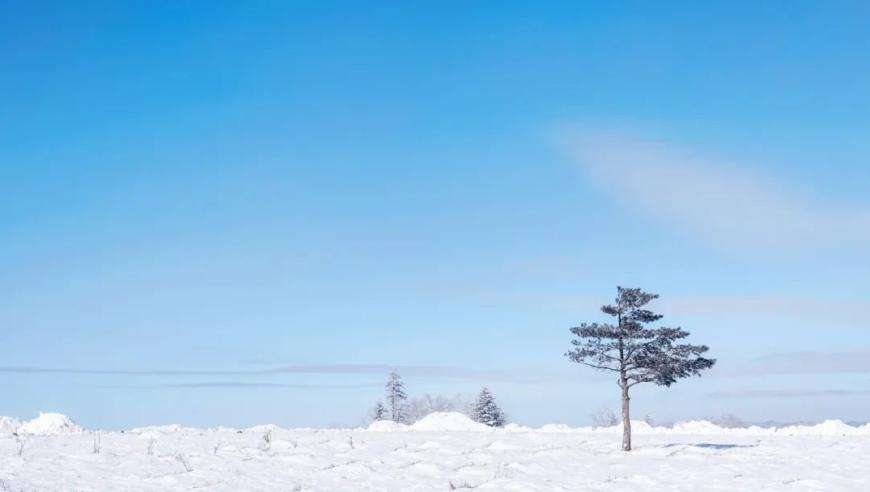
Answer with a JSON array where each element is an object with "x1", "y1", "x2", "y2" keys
[{"x1": 663, "y1": 443, "x2": 757, "y2": 450}]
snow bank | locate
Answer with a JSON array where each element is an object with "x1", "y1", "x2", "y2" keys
[
  {"x1": 670, "y1": 420, "x2": 727, "y2": 435},
  {"x1": 411, "y1": 412, "x2": 491, "y2": 432},
  {"x1": 0, "y1": 416, "x2": 21, "y2": 435},
  {"x1": 247, "y1": 424, "x2": 277, "y2": 434},
  {"x1": 587, "y1": 420, "x2": 654, "y2": 434},
  {"x1": 17, "y1": 413, "x2": 83, "y2": 435},
  {"x1": 130, "y1": 424, "x2": 189, "y2": 433},
  {"x1": 503, "y1": 423, "x2": 534, "y2": 432},
  {"x1": 519, "y1": 419, "x2": 870, "y2": 436},
  {"x1": 367, "y1": 420, "x2": 409, "y2": 431},
  {"x1": 540, "y1": 423, "x2": 576, "y2": 433},
  {"x1": 776, "y1": 419, "x2": 865, "y2": 436}
]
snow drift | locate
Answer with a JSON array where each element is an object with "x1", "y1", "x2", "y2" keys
[
  {"x1": 410, "y1": 412, "x2": 491, "y2": 431},
  {"x1": 15, "y1": 413, "x2": 83, "y2": 435},
  {"x1": 2, "y1": 412, "x2": 869, "y2": 436},
  {"x1": 367, "y1": 420, "x2": 408, "y2": 431}
]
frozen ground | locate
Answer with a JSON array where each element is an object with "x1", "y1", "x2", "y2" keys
[{"x1": 2, "y1": 412, "x2": 869, "y2": 491}]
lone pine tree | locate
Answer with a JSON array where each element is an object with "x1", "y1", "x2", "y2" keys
[
  {"x1": 385, "y1": 369, "x2": 408, "y2": 423},
  {"x1": 565, "y1": 287, "x2": 715, "y2": 451},
  {"x1": 471, "y1": 387, "x2": 506, "y2": 427}
]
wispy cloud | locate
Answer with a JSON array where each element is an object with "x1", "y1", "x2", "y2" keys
[
  {"x1": 0, "y1": 364, "x2": 568, "y2": 384},
  {"x1": 0, "y1": 367, "x2": 253, "y2": 376},
  {"x1": 746, "y1": 349, "x2": 870, "y2": 375},
  {"x1": 423, "y1": 287, "x2": 870, "y2": 330},
  {"x1": 710, "y1": 388, "x2": 870, "y2": 399},
  {"x1": 561, "y1": 132, "x2": 870, "y2": 252},
  {"x1": 162, "y1": 381, "x2": 383, "y2": 389},
  {"x1": 659, "y1": 296, "x2": 870, "y2": 327}
]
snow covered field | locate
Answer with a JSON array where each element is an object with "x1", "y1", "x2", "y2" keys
[{"x1": 2, "y1": 412, "x2": 869, "y2": 491}]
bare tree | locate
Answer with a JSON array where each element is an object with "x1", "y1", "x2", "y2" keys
[{"x1": 565, "y1": 286, "x2": 715, "y2": 451}]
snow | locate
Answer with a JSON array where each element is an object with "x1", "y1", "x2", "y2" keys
[
  {"x1": 130, "y1": 424, "x2": 193, "y2": 434},
  {"x1": 14, "y1": 413, "x2": 83, "y2": 435},
  {"x1": 410, "y1": 412, "x2": 491, "y2": 432},
  {"x1": 670, "y1": 420, "x2": 729, "y2": 434},
  {"x1": 366, "y1": 420, "x2": 408, "y2": 431},
  {"x1": 2, "y1": 414, "x2": 870, "y2": 490},
  {"x1": 776, "y1": 419, "x2": 862, "y2": 436}
]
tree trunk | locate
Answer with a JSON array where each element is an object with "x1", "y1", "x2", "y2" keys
[{"x1": 621, "y1": 381, "x2": 631, "y2": 451}]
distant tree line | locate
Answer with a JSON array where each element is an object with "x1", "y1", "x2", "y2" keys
[{"x1": 370, "y1": 370, "x2": 506, "y2": 427}]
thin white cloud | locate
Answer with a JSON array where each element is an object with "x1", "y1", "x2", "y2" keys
[
  {"x1": 747, "y1": 349, "x2": 870, "y2": 375},
  {"x1": 561, "y1": 133, "x2": 870, "y2": 252},
  {"x1": 0, "y1": 364, "x2": 571, "y2": 384},
  {"x1": 659, "y1": 296, "x2": 870, "y2": 325},
  {"x1": 710, "y1": 388, "x2": 870, "y2": 399}
]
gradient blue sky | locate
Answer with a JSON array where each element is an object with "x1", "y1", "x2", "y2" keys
[{"x1": 3, "y1": 1, "x2": 870, "y2": 429}]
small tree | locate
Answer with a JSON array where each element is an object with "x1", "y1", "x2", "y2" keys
[
  {"x1": 370, "y1": 401, "x2": 388, "y2": 422},
  {"x1": 471, "y1": 387, "x2": 506, "y2": 427},
  {"x1": 566, "y1": 287, "x2": 715, "y2": 451},
  {"x1": 385, "y1": 369, "x2": 408, "y2": 423}
]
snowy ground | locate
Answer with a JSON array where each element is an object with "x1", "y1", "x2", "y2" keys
[{"x1": 2, "y1": 413, "x2": 869, "y2": 491}]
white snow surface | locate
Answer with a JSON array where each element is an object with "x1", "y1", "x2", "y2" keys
[{"x1": 2, "y1": 414, "x2": 870, "y2": 490}]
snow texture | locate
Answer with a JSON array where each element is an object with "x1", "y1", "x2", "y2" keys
[{"x1": 2, "y1": 413, "x2": 870, "y2": 490}]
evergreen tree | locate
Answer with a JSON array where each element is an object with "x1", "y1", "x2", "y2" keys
[
  {"x1": 385, "y1": 369, "x2": 408, "y2": 423},
  {"x1": 565, "y1": 287, "x2": 715, "y2": 451},
  {"x1": 471, "y1": 387, "x2": 506, "y2": 427},
  {"x1": 370, "y1": 401, "x2": 388, "y2": 422}
]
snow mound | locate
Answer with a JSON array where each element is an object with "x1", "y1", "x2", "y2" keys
[
  {"x1": 671, "y1": 420, "x2": 726, "y2": 434},
  {"x1": 503, "y1": 423, "x2": 533, "y2": 432},
  {"x1": 367, "y1": 420, "x2": 408, "y2": 431},
  {"x1": 130, "y1": 424, "x2": 188, "y2": 433},
  {"x1": 247, "y1": 424, "x2": 277, "y2": 434},
  {"x1": 540, "y1": 423, "x2": 575, "y2": 433},
  {"x1": 590, "y1": 420, "x2": 654, "y2": 434},
  {"x1": 777, "y1": 419, "x2": 859, "y2": 436},
  {"x1": 411, "y1": 412, "x2": 491, "y2": 432},
  {"x1": 17, "y1": 413, "x2": 83, "y2": 435},
  {"x1": 627, "y1": 421, "x2": 657, "y2": 433},
  {"x1": 0, "y1": 416, "x2": 21, "y2": 435}
]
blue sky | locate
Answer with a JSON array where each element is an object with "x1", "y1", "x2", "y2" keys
[{"x1": 2, "y1": 1, "x2": 870, "y2": 429}]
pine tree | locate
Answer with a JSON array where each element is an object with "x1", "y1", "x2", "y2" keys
[
  {"x1": 385, "y1": 369, "x2": 408, "y2": 423},
  {"x1": 565, "y1": 287, "x2": 715, "y2": 451},
  {"x1": 370, "y1": 401, "x2": 388, "y2": 422},
  {"x1": 471, "y1": 387, "x2": 506, "y2": 427}
]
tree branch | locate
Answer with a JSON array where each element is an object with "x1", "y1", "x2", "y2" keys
[{"x1": 579, "y1": 361, "x2": 619, "y2": 372}]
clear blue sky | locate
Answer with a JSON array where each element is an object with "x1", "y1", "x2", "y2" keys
[{"x1": 3, "y1": 1, "x2": 870, "y2": 429}]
